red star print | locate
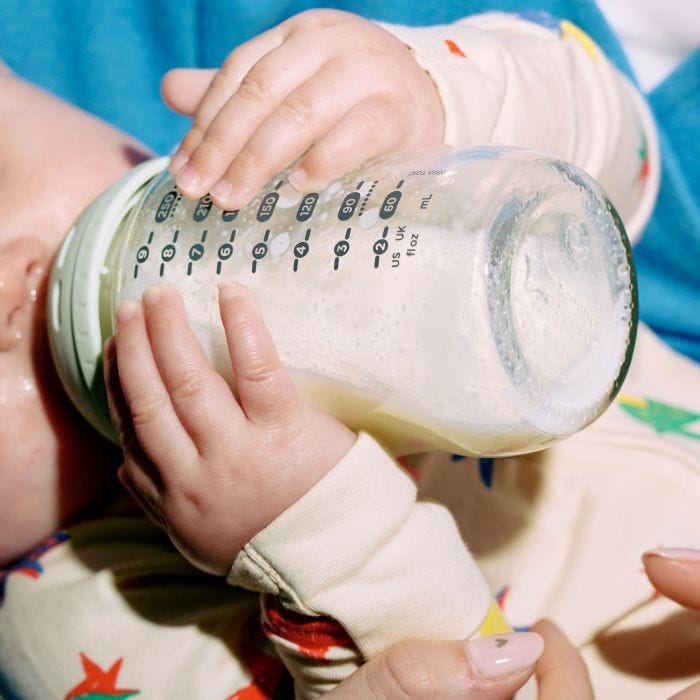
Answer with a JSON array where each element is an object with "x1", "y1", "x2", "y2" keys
[
  {"x1": 444, "y1": 39, "x2": 467, "y2": 58},
  {"x1": 65, "y1": 653, "x2": 138, "y2": 699}
]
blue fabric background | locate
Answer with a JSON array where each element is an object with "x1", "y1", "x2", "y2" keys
[{"x1": 1, "y1": 1, "x2": 697, "y2": 362}]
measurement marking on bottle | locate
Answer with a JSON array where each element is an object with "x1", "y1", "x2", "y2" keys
[
  {"x1": 159, "y1": 242, "x2": 177, "y2": 277},
  {"x1": 155, "y1": 191, "x2": 181, "y2": 223},
  {"x1": 193, "y1": 194, "x2": 213, "y2": 222},
  {"x1": 380, "y1": 190, "x2": 402, "y2": 219},
  {"x1": 133, "y1": 243, "x2": 150, "y2": 278},
  {"x1": 257, "y1": 192, "x2": 279, "y2": 222},
  {"x1": 396, "y1": 180, "x2": 404, "y2": 189},
  {"x1": 296, "y1": 193, "x2": 319, "y2": 222},
  {"x1": 216, "y1": 230, "x2": 237, "y2": 275},
  {"x1": 275, "y1": 180, "x2": 284, "y2": 190},
  {"x1": 333, "y1": 228, "x2": 352, "y2": 270},
  {"x1": 373, "y1": 226, "x2": 390, "y2": 268},
  {"x1": 358, "y1": 180, "x2": 378, "y2": 216},
  {"x1": 187, "y1": 230, "x2": 209, "y2": 276},
  {"x1": 293, "y1": 228, "x2": 312, "y2": 272},
  {"x1": 251, "y1": 229, "x2": 271, "y2": 273},
  {"x1": 338, "y1": 192, "x2": 360, "y2": 221},
  {"x1": 148, "y1": 231, "x2": 154, "y2": 244}
]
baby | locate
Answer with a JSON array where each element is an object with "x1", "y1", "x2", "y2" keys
[
  {"x1": 0, "y1": 65, "x2": 539, "y2": 700},
  {"x1": 4, "y1": 9, "x2": 698, "y2": 700}
]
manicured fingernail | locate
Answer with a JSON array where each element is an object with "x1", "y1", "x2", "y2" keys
[
  {"x1": 466, "y1": 632, "x2": 544, "y2": 679},
  {"x1": 288, "y1": 168, "x2": 307, "y2": 191},
  {"x1": 142, "y1": 286, "x2": 161, "y2": 308},
  {"x1": 643, "y1": 548, "x2": 700, "y2": 562},
  {"x1": 210, "y1": 178, "x2": 233, "y2": 203},
  {"x1": 176, "y1": 164, "x2": 200, "y2": 193},
  {"x1": 116, "y1": 300, "x2": 139, "y2": 324},
  {"x1": 170, "y1": 151, "x2": 188, "y2": 175}
]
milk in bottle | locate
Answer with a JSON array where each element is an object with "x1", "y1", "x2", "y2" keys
[{"x1": 48, "y1": 146, "x2": 637, "y2": 456}]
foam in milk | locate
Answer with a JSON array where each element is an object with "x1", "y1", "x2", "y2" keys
[{"x1": 113, "y1": 147, "x2": 635, "y2": 456}]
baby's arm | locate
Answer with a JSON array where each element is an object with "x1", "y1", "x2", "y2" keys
[
  {"x1": 162, "y1": 9, "x2": 444, "y2": 210},
  {"x1": 162, "y1": 9, "x2": 657, "y2": 242},
  {"x1": 375, "y1": 11, "x2": 659, "y2": 242},
  {"x1": 104, "y1": 283, "x2": 355, "y2": 573},
  {"x1": 104, "y1": 285, "x2": 502, "y2": 697}
]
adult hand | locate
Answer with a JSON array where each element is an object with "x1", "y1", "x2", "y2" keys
[
  {"x1": 161, "y1": 8, "x2": 444, "y2": 210},
  {"x1": 103, "y1": 283, "x2": 356, "y2": 575},
  {"x1": 643, "y1": 548, "x2": 700, "y2": 700},
  {"x1": 326, "y1": 620, "x2": 594, "y2": 699}
]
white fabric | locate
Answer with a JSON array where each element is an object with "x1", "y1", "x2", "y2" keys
[
  {"x1": 228, "y1": 432, "x2": 491, "y2": 660},
  {"x1": 3, "y1": 11, "x2": 696, "y2": 700},
  {"x1": 380, "y1": 12, "x2": 660, "y2": 244},
  {"x1": 414, "y1": 324, "x2": 700, "y2": 699}
]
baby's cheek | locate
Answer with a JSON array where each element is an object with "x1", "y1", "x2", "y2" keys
[{"x1": 0, "y1": 410, "x2": 61, "y2": 564}]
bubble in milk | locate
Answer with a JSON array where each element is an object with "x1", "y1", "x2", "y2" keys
[{"x1": 270, "y1": 232, "x2": 290, "y2": 257}]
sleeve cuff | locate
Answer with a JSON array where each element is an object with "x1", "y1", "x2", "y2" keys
[
  {"x1": 228, "y1": 432, "x2": 491, "y2": 658},
  {"x1": 378, "y1": 12, "x2": 659, "y2": 244}
]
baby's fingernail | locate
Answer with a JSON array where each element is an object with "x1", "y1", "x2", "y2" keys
[
  {"x1": 288, "y1": 168, "x2": 307, "y2": 191},
  {"x1": 142, "y1": 286, "x2": 162, "y2": 308},
  {"x1": 170, "y1": 151, "x2": 188, "y2": 175},
  {"x1": 218, "y1": 282, "x2": 241, "y2": 301},
  {"x1": 466, "y1": 632, "x2": 544, "y2": 679},
  {"x1": 643, "y1": 548, "x2": 700, "y2": 562},
  {"x1": 176, "y1": 164, "x2": 201, "y2": 193},
  {"x1": 210, "y1": 178, "x2": 233, "y2": 204},
  {"x1": 116, "y1": 300, "x2": 139, "y2": 325}
]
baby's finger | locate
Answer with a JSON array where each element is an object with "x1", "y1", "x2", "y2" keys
[
  {"x1": 292, "y1": 94, "x2": 409, "y2": 191},
  {"x1": 218, "y1": 283, "x2": 304, "y2": 427},
  {"x1": 114, "y1": 299, "x2": 196, "y2": 469},
  {"x1": 140, "y1": 285, "x2": 244, "y2": 455},
  {"x1": 169, "y1": 25, "x2": 286, "y2": 175},
  {"x1": 161, "y1": 68, "x2": 218, "y2": 116},
  {"x1": 208, "y1": 64, "x2": 367, "y2": 209},
  {"x1": 177, "y1": 32, "x2": 329, "y2": 198},
  {"x1": 103, "y1": 336, "x2": 165, "y2": 505},
  {"x1": 103, "y1": 336, "x2": 129, "y2": 440}
]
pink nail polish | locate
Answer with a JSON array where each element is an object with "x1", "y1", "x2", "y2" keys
[
  {"x1": 643, "y1": 547, "x2": 700, "y2": 562},
  {"x1": 466, "y1": 632, "x2": 544, "y2": 679}
]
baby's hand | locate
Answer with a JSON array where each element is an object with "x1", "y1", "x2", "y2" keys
[
  {"x1": 103, "y1": 283, "x2": 356, "y2": 575},
  {"x1": 161, "y1": 8, "x2": 444, "y2": 210}
]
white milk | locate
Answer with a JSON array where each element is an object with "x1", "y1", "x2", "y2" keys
[{"x1": 113, "y1": 147, "x2": 635, "y2": 456}]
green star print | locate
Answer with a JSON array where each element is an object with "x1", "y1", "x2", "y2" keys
[{"x1": 619, "y1": 395, "x2": 700, "y2": 441}]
